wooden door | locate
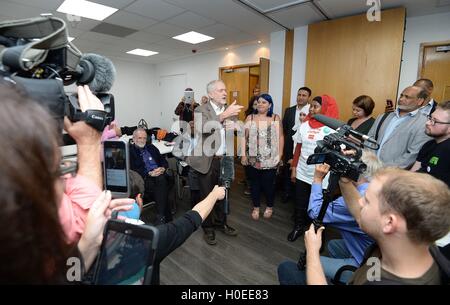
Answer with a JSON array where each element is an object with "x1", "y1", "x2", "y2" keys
[
  {"x1": 220, "y1": 66, "x2": 250, "y2": 122},
  {"x1": 259, "y1": 57, "x2": 270, "y2": 94},
  {"x1": 305, "y1": 8, "x2": 405, "y2": 122},
  {"x1": 420, "y1": 41, "x2": 450, "y2": 102}
]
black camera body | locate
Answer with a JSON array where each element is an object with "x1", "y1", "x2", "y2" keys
[
  {"x1": 0, "y1": 15, "x2": 114, "y2": 134},
  {"x1": 307, "y1": 127, "x2": 367, "y2": 182}
]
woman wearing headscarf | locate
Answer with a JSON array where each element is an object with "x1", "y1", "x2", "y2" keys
[{"x1": 287, "y1": 95, "x2": 339, "y2": 241}]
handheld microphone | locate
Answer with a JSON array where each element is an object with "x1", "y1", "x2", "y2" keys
[
  {"x1": 313, "y1": 114, "x2": 379, "y2": 149},
  {"x1": 220, "y1": 156, "x2": 234, "y2": 214},
  {"x1": 224, "y1": 180, "x2": 230, "y2": 214}
]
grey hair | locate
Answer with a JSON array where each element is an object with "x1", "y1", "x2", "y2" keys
[
  {"x1": 361, "y1": 149, "x2": 384, "y2": 181},
  {"x1": 133, "y1": 127, "x2": 147, "y2": 138},
  {"x1": 206, "y1": 80, "x2": 224, "y2": 94}
]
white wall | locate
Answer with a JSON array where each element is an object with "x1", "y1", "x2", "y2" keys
[
  {"x1": 268, "y1": 31, "x2": 285, "y2": 117},
  {"x1": 398, "y1": 11, "x2": 450, "y2": 94},
  {"x1": 154, "y1": 43, "x2": 270, "y2": 127},
  {"x1": 109, "y1": 59, "x2": 157, "y2": 127},
  {"x1": 290, "y1": 26, "x2": 308, "y2": 106}
]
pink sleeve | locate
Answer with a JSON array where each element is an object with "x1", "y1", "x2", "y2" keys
[
  {"x1": 58, "y1": 175, "x2": 102, "y2": 243},
  {"x1": 101, "y1": 127, "x2": 117, "y2": 143}
]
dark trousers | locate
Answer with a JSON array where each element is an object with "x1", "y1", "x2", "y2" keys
[
  {"x1": 244, "y1": 165, "x2": 251, "y2": 186},
  {"x1": 197, "y1": 158, "x2": 226, "y2": 231},
  {"x1": 281, "y1": 163, "x2": 294, "y2": 199},
  {"x1": 294, "y1": 179, "x2": 312, "y2": 227},
  {"x1": 249, "y1": 166, "x2": 277, "y2": 208},
  {"x1": 144, "y1": 174, "x2": 172, "y2": 222}
]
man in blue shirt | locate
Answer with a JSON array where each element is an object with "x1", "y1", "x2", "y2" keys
[
  {"x1": 278, "y1": 150, "x2": 383, "y2": 285},
  {"x1": 130, "y1": 128, "x2": 171, "y2": 224}
]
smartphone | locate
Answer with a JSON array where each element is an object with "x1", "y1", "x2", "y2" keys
[
  {"x1": 93, "y1": 219, "x2": 159, "y2": 285},
  {"x1": 306, "y1": 152, "x2": 328, "y2": 165},
  {"x1": 386, "y1": 99, "x2": 393, "y2": 108},
  {"x1": 184, "y1": 91, "x2": 194, "y2": 104},
  {"x1": 103, "y1": 139, "x2": 130, "y2": 198}
]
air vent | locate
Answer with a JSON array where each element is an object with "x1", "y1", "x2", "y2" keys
[{"x1": 91, "y1": 22, "x2": 137, "y2": 37}]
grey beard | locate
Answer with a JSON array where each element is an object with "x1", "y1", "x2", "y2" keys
[{"x1": 136, "y1": 143, "x2": 145, "y2": 148}]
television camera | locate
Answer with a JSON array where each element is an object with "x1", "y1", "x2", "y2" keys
[{"x1": 0, "y1": 15, "x2": 115, "y2": 136}]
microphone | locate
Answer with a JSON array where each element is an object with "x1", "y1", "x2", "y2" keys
[
  {"x1": 220, "y1": 156, "x2": 234, "y2": 214},
  {"x1": 77, "y1": 53, "x2": 116, "y2": 92},
  {"x1": 313, "y1": 114, "x2": 379, "y2": 148}
]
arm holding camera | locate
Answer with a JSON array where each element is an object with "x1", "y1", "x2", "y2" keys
[
  {"x1": 338, "y1": 177, "x2": 362, "y2": 226},
  {"x1": 59, "y1": 85, "x2": 108, "y2": 243},
  {"x1": 64, "y1": 85, "x2": 104, "y2": 189}
]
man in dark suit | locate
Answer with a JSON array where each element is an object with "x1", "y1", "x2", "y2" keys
[
  {"x1": 281, "y1": 87, "x2": 312, "y2": 202},
  {"x1": 130, "y1": 128, "x2": 171, "y2": 224},
  {"x1": 414, "y1": 78, "x2": 438, "y2": 115},
  {"x1": 186, "y1": 79, "x2": 243, "y2": 245}
]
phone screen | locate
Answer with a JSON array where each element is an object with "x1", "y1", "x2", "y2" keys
[
  {"x1": 104, "y1": 140, "x2": 129, "y2": 195},
  {"x1": 95, "y1": 224, "x2": 154, "y2": 285},
  {"x1": 184, "y1": 91, "x2": 194, "y2": 103}
]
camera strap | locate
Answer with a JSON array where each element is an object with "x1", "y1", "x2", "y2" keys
[
  {"x1": 72, "y1": 109, "x2": 108, "y2": 131},
  {"x1": 0, "y1": 16, "x2": 82, "y2": 72}
]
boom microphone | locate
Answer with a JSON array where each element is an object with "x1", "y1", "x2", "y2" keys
[
  {"x1": 77, "y1": 53, "x2": 116, "y2": 92},
  {"x1": 313, "y1": 114, "x2": 379, "y2": 148},
  {"x1": 313, "y1": 114, "x2": 345, "y2": 130}
]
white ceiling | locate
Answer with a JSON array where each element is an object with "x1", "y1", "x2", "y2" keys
[{"x1": 0, "y1": 0, "x2": 449, "y2": 65}]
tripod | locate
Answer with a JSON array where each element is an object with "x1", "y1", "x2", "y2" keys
[{"x1": 297, "y1": 172, "x2": 340, "y2": 270}]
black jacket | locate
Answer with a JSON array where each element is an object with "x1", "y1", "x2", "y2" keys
[
  {"x1": 282, "y1": 105, "x2": 297, "y2": 161},
  {"x1": 129, "y1": 143, "x2": 168, "y2": 179}
]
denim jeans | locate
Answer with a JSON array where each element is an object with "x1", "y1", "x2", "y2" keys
[{"x1": 277, "y1": 239, "x2": 359, "y2": 285}]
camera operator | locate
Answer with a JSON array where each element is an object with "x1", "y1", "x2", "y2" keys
[
  {"x1": 59, "y1": 85, "x2": 108, "y2": 243},
  {"x1": 174, "y1": 88, "x2": 199, "y2": 133},
  {"x1": 0, "y1": 82, "x2": 134, "y2": 283},
  {"x1": 304, "y1": 168, "x2": 450, "y2": 285},
  {"x1": 0, "y1": 82, "x2": 227, "y2": 284},
  {"x1": 278, "y1": 150, "x2": 383, "y2": 285}
]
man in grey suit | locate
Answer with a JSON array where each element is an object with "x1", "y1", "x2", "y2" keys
[
  {"x1": 368, "y1": 86, "x2": 431, "y2": 169},
  {"x1": 186, "y1": 80, "x2": 243, "y2": 245}
]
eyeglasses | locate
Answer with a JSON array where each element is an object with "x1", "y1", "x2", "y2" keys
[
  {"x1": 427, "y1": 115, "x2": 450, "y2": 126},
  {"x1": 59, "y1": 160, "x2": 78, "y2": 178}
]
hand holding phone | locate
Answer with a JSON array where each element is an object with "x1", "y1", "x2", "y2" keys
[{"x1": 94, "y1": 219, "x2": 159, "y2": 285}]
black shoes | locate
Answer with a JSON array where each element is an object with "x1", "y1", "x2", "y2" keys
[
  {"x1": 287, "y1": 225, "x2": 306, "y2": 242},
  {"x1": 203, "y1": 230, "x2": 217, "y2": 245},
  {"x1": 216, "y1": 224, "x2": 238, "y2": 236},
  {"x1": 204, "y1": 225, "x2": 238, "y2": 245}
]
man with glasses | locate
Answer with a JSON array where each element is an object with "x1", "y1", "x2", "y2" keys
[
  {"x1": 411, "y1": 101, "x2": 450, "y2": 187},
  {"x1": 367, "y1": 86, "x2": 431, "y2": 169}
]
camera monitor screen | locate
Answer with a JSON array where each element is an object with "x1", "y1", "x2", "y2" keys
[{"x1": 94, "y1": 221, "x2": 157, "y2": 285}]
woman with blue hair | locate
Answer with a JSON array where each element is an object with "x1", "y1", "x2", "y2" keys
[{"x1": 241, "y1": 93, "x2": 284, "y2": 220}]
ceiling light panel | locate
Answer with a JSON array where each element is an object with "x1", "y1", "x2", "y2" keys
[
  {"x1": 172, "y1": 31, "x2": 214, "y2": 44},
  {"x1": 126, "y1": 48, "x2": 159, "y2": 56},
  {"x1": 57, "y1": 0, "x2": 118, "y2": 21}
]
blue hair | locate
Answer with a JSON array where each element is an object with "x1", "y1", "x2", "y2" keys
[{"x1": 258, "y1": 93, "x2": 274, "y2": 117}]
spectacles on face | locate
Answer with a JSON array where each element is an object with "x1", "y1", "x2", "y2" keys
[{"x1": 427, "y1": 115, "x2": 450, "y2": 126}]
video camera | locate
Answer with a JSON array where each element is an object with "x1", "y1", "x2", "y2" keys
[
  {"x1": 305, "y1": 114, "x2": 379, "y2": 181},
  {"x1": 0, "y1": 15, "x2": 115, "y2": 136}
]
